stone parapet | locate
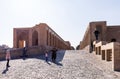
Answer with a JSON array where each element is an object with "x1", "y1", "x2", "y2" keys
[
  {"x1": 95, "y1": 41, "x2": 107, "y2": 55},
  {"x1": 0, "y1": 46, "x2": 50, "y2": 61},
  {"x1": 101, "y1": 42, "x2": 120, "y2": 71}
]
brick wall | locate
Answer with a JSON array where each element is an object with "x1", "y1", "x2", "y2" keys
[{"x1": 0, "y1": 46, "x2": 49, "y2": 61}]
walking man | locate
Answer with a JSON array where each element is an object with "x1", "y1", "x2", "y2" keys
[
  {"x1": 51, "y1": 48, "x2": 57, "y2": 63},
  {"x1": 94, "y1": 28, "x2": 100, "y2": 40},
  {"x1": 6, "y1": 49, "x2": 11, "y2": 67},
  {"x1": 22, "y1": 47, "x2": 27, "y2": 59}
]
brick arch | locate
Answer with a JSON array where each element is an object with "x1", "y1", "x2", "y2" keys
[
  {"x1": 17, "y1": 31, "x2": 29, "y2": 48},
  {"x1": 18, "y1": 31, "x2": 28, "y2": 40},
  {"x1": 32, "y1": 30, "x2": 38, "y2": 46}
]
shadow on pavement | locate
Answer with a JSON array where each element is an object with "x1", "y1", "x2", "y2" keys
[
  {"x1": 46, "y1": 62, "x2": 51, "y2": 65},
  {"x1": 2, "y1": 67, "x2": 9, "y2": 74},
  {"x1": 54, "y1": 61, "x2": 63, "y2": 66},
  {"x1": 0, "y1": 50, "x2": 66, "y2": 75},
  {"x1": 31, "y1": 50, "x2": 66, "y2": 66},
  {"x1": 0, "y1": 50, "x2": 66, "y2": 71},
  {"x1": 56, "y1": 50, "x2": 66, "y2": 62}
]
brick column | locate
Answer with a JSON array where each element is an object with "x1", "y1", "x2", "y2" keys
[{"x1": 13, "y1": 29, "x2": 17, "y2": 48}]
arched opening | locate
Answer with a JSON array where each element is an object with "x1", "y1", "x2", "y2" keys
[
  {"x1": 18, "y1": 40, "x2": 26, "y2": 48},
  {"x1": 17, "y1": 31, "x2": 28, "y2": 48},
  {"x1": 94, "y1": 25, "x2": 102, "y2": 40},
  {"x1": 32, "y1": 30, "x2": 38, "y2": 46},
  {"x1": 111, "y1": 38, "x2": 116, "y2": 42}
]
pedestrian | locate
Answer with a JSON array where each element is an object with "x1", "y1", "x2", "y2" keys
[
  {"x1": 45, "y1": 50, "x2": 48, "y2": 62},
  {"x1": 51, "y1": 48, "x2": 57, "y2": 62},
  {"x1": 22, "y1": 47, "x2": 27, "y2": 58},
  {"x1": 6, "y1": 49, "x2": 11, "y2": 67},
  {"x1": 94, "y1": 28, "x2": 100, "y2": 40},
  {"x1": 90, "y1": 41, "x2": 93, "y2": 53}
]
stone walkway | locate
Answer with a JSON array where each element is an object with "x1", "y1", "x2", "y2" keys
[{"x1": 0, "y1": 50, "x2": 120, "y2": 79}]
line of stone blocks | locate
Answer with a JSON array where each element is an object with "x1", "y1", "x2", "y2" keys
[{"x1": 93, "y1": 41, "x2": 120, "y2": 71}]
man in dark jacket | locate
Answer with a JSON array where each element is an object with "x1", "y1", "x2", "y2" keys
[
  {"x1": 22, "y1": 47, "x2": 27, "y2": 59},
  {"x1": 94, "y1": 29, "x2": 100, "y2": 40},
  {"x1": 51, "y1": 48, "x2": 57, "y2": 62}
]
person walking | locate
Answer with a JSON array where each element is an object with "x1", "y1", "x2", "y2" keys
[
  {"x1": 22, "y1": 47, "x2": 27, "y2": 59},
  {"x1": 94, "y1": 28, "x2": 100, "y2": 40},
  {"x1": 6, "y1": 49, "x2": 11, "y2": 67},
  {"x1": 45, "y1": 50, "x2": 48, "y2": 62},
  {"x1": 51, "y1": 48, "x2": 57, "y2": 62}
]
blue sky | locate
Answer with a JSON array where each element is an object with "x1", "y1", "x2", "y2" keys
[{"x1": 0, "y1": 0, "x2": 120, "y2": 48}]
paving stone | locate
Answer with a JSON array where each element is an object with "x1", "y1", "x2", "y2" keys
[{"x1": 0, "y1": 50, "x2": 120, "y2": 79}]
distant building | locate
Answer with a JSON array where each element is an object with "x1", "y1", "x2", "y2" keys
[
  {"x1": 79, "y1": 21, "x2": 120, "y2": 51},
  {"x1": 79, "y1": 21, "x2": 120, "y2": 71},
  {"x1": 13, "y1": 23, "x2": 71, "y2": 50}
]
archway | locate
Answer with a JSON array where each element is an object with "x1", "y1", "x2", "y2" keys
[
  {"x1": 17, "y1": 31, "x2": 28, "y2": 48},
  {"x1": 32, "y1": 30, "x2": 38, "y2": 46},
  {"x1": 94, "y1": 25, "x2": 102, "y2": 41}
]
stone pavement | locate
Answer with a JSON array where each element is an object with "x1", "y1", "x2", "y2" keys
[{"x1": 0, "y1": 50, "x2": 120, "y2": 79}]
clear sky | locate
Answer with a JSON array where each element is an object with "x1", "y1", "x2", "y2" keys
[{"x1": 0, "y1": 0, "x2": 120, "y2": 48}]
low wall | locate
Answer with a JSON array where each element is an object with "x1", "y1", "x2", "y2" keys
[
  {"x1": 0, "y1": 46, "x2": 52, "y2": 61},
  {"x1": 0, "y1": 48, "x2": 23, "y2": 60}
]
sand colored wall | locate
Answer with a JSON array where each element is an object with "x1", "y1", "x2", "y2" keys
[
  {"x1": 13, "y1": 23, "x2": 71, "y2": 50},
  {"x1": 95, "y1": 42, "x2": 120, "y2": 71},
  {"x1": 80, "y1": 21, "x2": 107, "y2": 52},
  {"x1": 13, "y1": 28, "x2": 31, "y2": 48},
  {"x1": 106, "y1": 26, "x2": 120, "y2": 43},
  {"x1": 80, "y1": 21, "x2": 120, "y2": 71},
  {"x1": 79, "y1": 21, "x2": 120, "y2": 52}
]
